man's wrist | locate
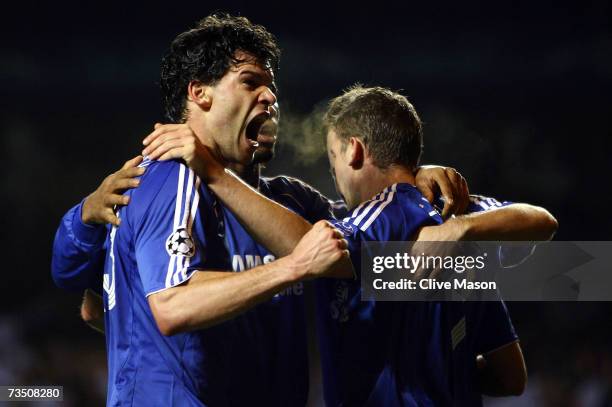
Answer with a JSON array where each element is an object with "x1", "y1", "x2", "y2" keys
[
  {"x1": 80, "y1": 195, "x2": 95, "y2": 224},
  {"x1": 73, "y1": 200, "x2": 106, "y2": 245},
  {"x1": 276, "y1": 254, "x2": 306, "y2": 283},
  {"x1": 445, "y1": 216, "x2": 471, "y2": 241}
]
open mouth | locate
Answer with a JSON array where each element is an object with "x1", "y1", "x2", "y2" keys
[{"x1": 245, "y1": 112, "x2": 271, "y2": 145}]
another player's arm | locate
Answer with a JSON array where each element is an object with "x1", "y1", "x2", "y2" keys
[
  {"x1": 148, "y1": 221, "x2": 348, "y2": 335},
  {"x1": 477, "y1": 342, "x2": 527, "y2": 396},
  {"x1": 415, "y1": 202, "x2": 558, "y2": 241},
  {"x1": 142, "y1": 124, "x2": 470, "y2": 256},
  {"x1": 51, "y1": 156, "x2": 144, "y2": 290}
]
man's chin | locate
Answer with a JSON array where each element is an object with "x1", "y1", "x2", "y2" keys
[{"x1": 252, "y1": 146, "x2": 275, "y2": 165}]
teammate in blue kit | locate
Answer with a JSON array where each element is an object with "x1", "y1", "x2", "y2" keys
[
  {"x1": 52, "y1": 15, "x2": 355, "y2": 406},
  {"x1": 140, "y1": 86, "x2": 556, "y2": 406},
  {"x1": 51, "y1": 16, "x2": 558, "y2": 407}
]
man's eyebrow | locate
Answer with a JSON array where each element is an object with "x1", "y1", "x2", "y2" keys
[{"x1": 240, "y1": 70, "x2": 277, "y2": 93}]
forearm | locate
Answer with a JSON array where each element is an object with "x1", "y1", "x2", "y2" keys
[
  {"x1": 418, "y1": 204, "x2": 558, "y2": 241},
  {"x1": 207, "y1": 169, "x2": 312, "y2": 256},
  {"x1": 149, "y1": 256, "x2": 301, "y2": 335},
  {"x1": 457, "y1": 204, "x2": 557, "y2": 241},
  {"x1": 81, "y1": 289, "x2": 105, "y2": 334},
  {"x1": 52, "y1": 202, "x2": 106, "y2": 290}
]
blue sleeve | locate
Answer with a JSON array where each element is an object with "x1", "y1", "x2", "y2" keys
[
  {"x1": 51, "y1": 200, "x2": 107, "y2": 292},
  {"x1": 129, "y1": 163, "x2": 209, "y2": 296},
  {"x1": 475, "y1": 299, "x2": 518, "y2": 354},
  {"x1": 453, "y1": 194, "x2": 536, "y2": 268},
  {"x1": 267, "y1": 176, "x2": 336, "y2": 223}
]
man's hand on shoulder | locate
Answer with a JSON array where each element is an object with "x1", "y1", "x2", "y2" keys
[
  {"x1": 142, "y1": 123, "x2": 225, "y2": 183},
  {"x1": 81, "y1": 156, "x2": 145, "y2": 226},
  {"x1": 415, "y1": 165, "x2": 469, "y2": 218}
]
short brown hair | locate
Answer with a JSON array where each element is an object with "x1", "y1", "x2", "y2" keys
[{"x1": 323, "y1": 85, "x2": 423, "y2": 169}]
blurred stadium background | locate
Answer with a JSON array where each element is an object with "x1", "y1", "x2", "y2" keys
[{"x1": 1, "y1": 2, "x2": 611, "y2": 405}]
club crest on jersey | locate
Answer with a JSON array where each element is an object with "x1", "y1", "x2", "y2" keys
[
  {"x1": 166, "y1": 227, "x2": 195, "y2": 257},
  {"x1": 335, "y1": 221, "x2": 354, "y2": 236}
]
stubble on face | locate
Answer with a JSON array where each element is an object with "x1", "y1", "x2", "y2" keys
[{"x1": 205, "y1": 51, "x2": 276, "y2": 165}]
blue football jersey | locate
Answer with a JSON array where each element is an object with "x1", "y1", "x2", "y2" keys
[
  {"x1": 316, "y1": 183, "x2": 443, "y2": 406},
  {"x1": 219, "y1": 175, "x2": 335, "y2": 406},
  {"x1": 316, "y1": 185, "x2": 519, "y2": 406},
  {"x1": 103, "y1": 159, "x2": 234, "y2": 406},
  {"x1": 51, "y1": 169, "x2": 336, "y2": 406}
]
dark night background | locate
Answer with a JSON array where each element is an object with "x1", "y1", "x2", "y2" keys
[{"x1": 1, "y1": 1, "x2": 611, "y2": 405}]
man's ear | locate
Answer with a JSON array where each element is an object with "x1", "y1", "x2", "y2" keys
[
  {"x1": 348, "y1": 136, "x2": 365, "y2": 169},
  {"x1": 187, "y1": 81, "x2": 213, "y2": 110}
]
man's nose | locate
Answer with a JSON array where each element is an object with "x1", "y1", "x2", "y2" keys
[{"x1": 259, "y1": 87, "x2": 277, "y2": 107}]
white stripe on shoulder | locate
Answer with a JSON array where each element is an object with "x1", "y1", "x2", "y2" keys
[
  {"x1": 181, "y1": 176, "x2": 201, "y2": 281},
  {"x1": 173, "y1": 168, "x2": 194, "y2": 285},
  {"x1": 138, "y1": 156, "x2": 153, "y2": 168},
  {"x1": 174, "y1": 170, "x2": 201, "y2": 285},
  {"x1": 166, "y1": 164, "x2": 186, "y2": 288},
  {"x1": 349, "y1": 186, "x2": 390, "y2": 221},
  {"x1": 470, "y1": 195, "x2": 490, "y2": 211},
  {"x1": 350, "y1": 186, "x2": 391, "y2": 227},
  {"x1": 360, "y1": 184, "x2": 397, "y2": 231}
]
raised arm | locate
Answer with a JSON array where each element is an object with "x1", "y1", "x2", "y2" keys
[
  {"x1": 416, "y1": 201, "x2": 558, "y2": 241},
  {"x1": 51, "y1": 156, "x2": 144, "y2": 290},
  {"x1": 148, "y1": 220, "x2": 349, "y2": 335},
  {"x1": 141, "y1": 124, "x2": 472, "y2": 256}
]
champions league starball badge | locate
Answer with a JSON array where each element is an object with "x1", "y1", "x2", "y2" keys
[
  {"x1": 166, "y1": 227, "x2": 196, "y2": 257},
  {"x1": 334, "y1": 221, "x2": 355, "y2": 236}
]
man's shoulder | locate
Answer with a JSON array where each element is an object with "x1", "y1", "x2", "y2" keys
[
  {"x1": 125, "y1": 159, "x2": 202, "y2": 221},
  {"x1": 261, "y1": 174, "x2": 329, "y2": 212},
  {"x1": 341, "y1": 183, "x2": 440, "y2": 238},
  {"x1": 261, "y1": 174, "x2": 317, "y2": 195}
]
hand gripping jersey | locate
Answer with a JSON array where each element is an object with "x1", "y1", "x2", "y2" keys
[{"x1": 316, "y1": 185, "x2": 519, "y2": 406}]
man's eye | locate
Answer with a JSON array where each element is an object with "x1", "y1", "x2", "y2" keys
[{"x1": 243, "y1": 80, "x2": 257, "y2": 89}]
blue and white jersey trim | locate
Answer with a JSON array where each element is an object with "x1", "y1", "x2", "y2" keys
[
  {"x1": 165, "y1": 164, "x2": 201, "y2": 289},
  {"x1": 343, "y1": 184, "x2": 398, "y2": 232}
]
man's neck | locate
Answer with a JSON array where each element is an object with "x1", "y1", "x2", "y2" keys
[
  {"x1": 356, "y1": 165, "x2": 416, "y2": 204},
  {"x1": 187, "y1": 116, "x2": 261, "y2": 189}
]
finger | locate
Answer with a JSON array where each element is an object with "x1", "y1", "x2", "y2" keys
[
  {"x1": 331, "y1": 228, "x2": 344, "y2": 239},
  {"x1": 142, "y1": 123, "x2": 184, "y2": 146},
  {"x1": 154, "y1": 122, "x2": 162, "y2": 130},
  {"x1": 438, "y1": 176, "x2": 456, "y2": 219},
  {"x1": 104, "y1": 194, "x2": 130, "y2": 207},
  {"x1": 121, "y1": 155, "x2": 144, "y2": 170},
  {"x1": 337, "y1": 238, "x2": 348, "y2": 250},
  {"x1": 457, "y1": 177, "x2": 470, "y2": 214},
  {"x1": 146, "y1": 139, "x2": 185, "y2": 160},
  {"x1": 442, "y1": 168, "x2": 465, "y2": 217},
  {"x1": 117, "y1": 166, "x2": 146, "y2": 179},
  {"x1": 143, "y1": 132, "x2": 187, "y2": 157},
  {"x1": 104, "y1": 213, "x2": 121, "y2": 227},
  {"x1": 158, "y1": 148, "x2": 186, "y2": 162},
  {"x1": 420, "y1": 185, "x2": 435, "y2": 204},
  {"x1": 317, "y1": 220, "x2": 333, "y2": 230},
  {"x1": 110, "y1": 177, "x2": 140, "y2": 192}
]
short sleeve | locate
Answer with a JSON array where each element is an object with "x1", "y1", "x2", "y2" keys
[
  {"x1": 131, "y1": 163, "x2": 208, "y2": 296},
  {"x1": 474, "y1": 299, "x2": 519, "y2": 354}
]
